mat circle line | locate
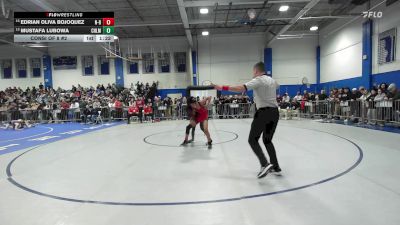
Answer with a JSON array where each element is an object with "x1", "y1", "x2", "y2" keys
[{"x1": 143, "y1": 129, "x2": 239, "y2": 147}]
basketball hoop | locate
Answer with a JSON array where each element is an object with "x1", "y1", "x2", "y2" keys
[
  {"x1": 101, "y1": 39, "x2": 120, "y2": 59},
  {"x1": 127, "y1": 42, "x2": 143, "y2": 61}
]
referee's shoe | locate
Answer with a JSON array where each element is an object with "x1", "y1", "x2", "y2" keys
[{"x1": 257, "y1": 164, "x2": 274, "y2": 179}]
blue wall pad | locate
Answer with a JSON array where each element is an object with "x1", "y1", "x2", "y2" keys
[
  {"x1": 115, "y1": 58, "x2": 124, "y2": 87},
  {"x1": 316, "y1": 46, "x2": 321, "y2": 89},
  {"x1": 192, "y1": 51, "x2": 197, "y2": 86},
  {"x1": 43, "y1": 55, "x2": 53, "y2": 88},
  {"x1": 362, "y1": 20, "x2": 373, "y2": 89},
  {"x1": 264, "y1": 48, "x2": 272, "y2": 76}
]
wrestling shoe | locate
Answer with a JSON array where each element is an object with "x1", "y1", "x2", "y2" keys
[
  {"x1": 207, "y1": 140, "x2": 213, "y2": 149},
  {"x1": 181, "y1": 140, "x2": 189, "y2": 146},
  {"x1": 257, "y1": 164, "x2": 273, "y2": 179},
  {"x1": 270, "y1": 166, "x2": 282, "y2": 175}
]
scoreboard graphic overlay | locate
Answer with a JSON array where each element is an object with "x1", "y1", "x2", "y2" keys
[{"x1": 14, "y1": 12, "x2": 115, "y2": 43}]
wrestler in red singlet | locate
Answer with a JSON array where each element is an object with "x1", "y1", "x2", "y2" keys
[{"x1": 195, "y1": 104, "x2": 208, "y2": 123}]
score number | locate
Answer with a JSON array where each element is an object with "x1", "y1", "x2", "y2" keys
[
  {"x1": 103, "y1": 18, "x2": 114, "y2": 26},
  {"x1": 102, "y1": 18, "x2": 114, "y2": 34}
]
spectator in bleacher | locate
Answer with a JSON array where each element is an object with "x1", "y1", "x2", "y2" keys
[
  {"x1": 387, "y1": 83, "x2": 399, "y2": 100},
  {"x1": 358, "y1": 87, "x2": 369, "y2": 100},
  {"x1": 303, "y1": 90, "x2": 310, "y2": 100},
  {"x1": 374, "y1": 88, "x2": 387, "y2": 102},
  {"x1": 93, "y1": 98, "x2": 101, "y2": 109},
  {"x1": 291, "y1": 98, "x2": 300, "y2": 110},
  {"x1": 342, "y1": 88, "x2": 351, "y2": 101},
  {"x1": 374, "y1": 88, "x2": 387, "y2": 125},
  {"x1": 114, "y1": 98, "x2": 123, "y2": 119},
  {"x1": 317, "y1": 89, "x2": 328, "y2": 101},
  {"x1": 127, "y1": 103, "x2": 139, "y2": 124},
  {"x1": 81, "y1": 105, "x2": 91, "y2": 124},
  {"x1": 366, "y1": 88, "x2": 377, "y2": 124},
  {"x1": 276, "y1": 94, "x2": 282, "y2": 106},
  {"x1": 136, "y1": 96, "x2": 145, "y2": 123},
  {"x1": 379, "y1": 83, "x2": 389, "y2": 93},
  {"x1": 309, "y1": 92, "x2": 316, "y2": 101},
  {"x1": 294, "y1": 92, "x2": 302, "y2": 101},
  {"x1": 281, "y1": 93, "x2": 290, "y2": 109},
  {"x1": 351, "y1": 88, "x2": 361, "y2": 100},
  {"x1": 144, "y1": 103, "x2": 154, "y2": 122}
]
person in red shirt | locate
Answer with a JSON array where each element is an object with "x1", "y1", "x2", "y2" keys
[
  {"x1": 135, "y1": 97, "x2": 145, "y2": 123},
  {"x1": 60, "y1": 99, "x2": 70, "y2": 121},
  {"x1": 127, "y1": 103, "x2": 139, "y2": 124},
  {"x1": 144, "y1": 103, "x2": 154, "y2": 122}
]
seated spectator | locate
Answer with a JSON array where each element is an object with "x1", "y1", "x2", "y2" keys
[
  {"x1": 127, "y1": 104, "x2": 139, "y2": 124},
  {"x1": 294, "y1": 92, "x2": 302, "y2": 101},
  {"x1": 80, "y1": 105, "x2": 91, "y2": 124},
  {"x1": 144, "y1": 103, "x2": 154, "y2": 122},
  {"x1": 281, "y1": 93, "x2": 291, "y2": 109}
]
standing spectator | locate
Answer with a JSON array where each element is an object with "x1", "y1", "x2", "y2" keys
[
  {"x1": 136, "y1": 96, "x2": 145, "y2": 123},
  {"x1": 374, "y1": 88, "x2": 387, "y2": 125},
  {"x1": 114, "y1": 98, "x2": 123, "y2": 119}
]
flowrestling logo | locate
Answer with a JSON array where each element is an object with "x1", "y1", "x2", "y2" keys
[{"x1": 362, "y1": 11, "x2": 383, "y2": 18}]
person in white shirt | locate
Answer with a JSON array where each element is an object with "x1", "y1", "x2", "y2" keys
[
  {"x1": 294, "y1": 92, "x2": 303, "y2": 101},
  {"x1": 282, "y1": 93, "x2": 290, "y2": 103},
  {"x1": 214, "y1": 62, "x2": 281, "y2": 179}
]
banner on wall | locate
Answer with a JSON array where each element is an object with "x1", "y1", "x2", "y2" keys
[
  {"x1": 53, "y1": 56, "x2": 77, "y2": 70},
  {"x1": 378, "y1": 28, "x2": 396, "y2": 65}
]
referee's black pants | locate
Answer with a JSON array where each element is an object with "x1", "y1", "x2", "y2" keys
[{"x1": 248, "y1": 107, "x2": 279, "y2": 167}]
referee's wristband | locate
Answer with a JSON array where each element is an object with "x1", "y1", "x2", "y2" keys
[{"x1": 222, "y1": 86, "x2": 229, "y2": 91}]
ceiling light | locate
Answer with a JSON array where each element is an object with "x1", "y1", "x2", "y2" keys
[
  {"x1": 202, "y1": 31, "x2": 209, "y2": 36},
  {"x1": 310, "y1": 26, "x2": 319, "y2": 31},
  {"x1": 200, "y1": 8, "x2": 209, "y2": 14},
  {"x1": 23, "y1": 43, "x2": 49, "y2": 48},
  {"x1": 247, "y1": 9, "x2": 257, "y2": 20},
  {"x1": 279, "y1": 5, "x2": 289, "y2": 12}
]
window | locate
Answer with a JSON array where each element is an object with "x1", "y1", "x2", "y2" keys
[
  {"x1": 98, "y1": 55, "x2": 110, "y2": 75},
  {"x1": 174, "y1": 52, "x2": 187, "y2": 72},
  {"x1": 142, "y1": 53, "x2": 154, "y2": 73},
  {"x1": 82, "y1": 55, "x2": 94, "y2": 76},
  {"x1": 158, "y1": 52, "x2": 170, "y2": 73},
  {"x1": 1, "y1": 59, "x2": 12, "y2": 79},
  {"x1": 30, "y1": 58, "x2": 41, "y2": 77},
  {"x1": 126, "y1": 53, "x2": 139, "y2": 74},
  {"x1": 16, "y1": 58, "x2": 27, "y2": 78}
]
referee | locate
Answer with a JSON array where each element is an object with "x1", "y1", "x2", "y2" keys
[{"x1": 214, "y1": 62, "x2": 280, "y2": 179}]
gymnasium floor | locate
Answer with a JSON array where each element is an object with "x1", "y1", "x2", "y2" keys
[{"x1": 0, "y1": 119, "x2": 399, "y2": 225}]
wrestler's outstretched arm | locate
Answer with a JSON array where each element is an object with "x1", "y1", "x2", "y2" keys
[
  {"x1": 200, "y1": 96, "x2": 212, "y2": 106},
  {"x1": 214, "y1": 84, "x2": 246, "y2": 93}
]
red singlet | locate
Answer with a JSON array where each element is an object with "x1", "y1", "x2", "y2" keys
[{"x1": 195, "y1": 106, "x2": 208, "y2": 123}]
